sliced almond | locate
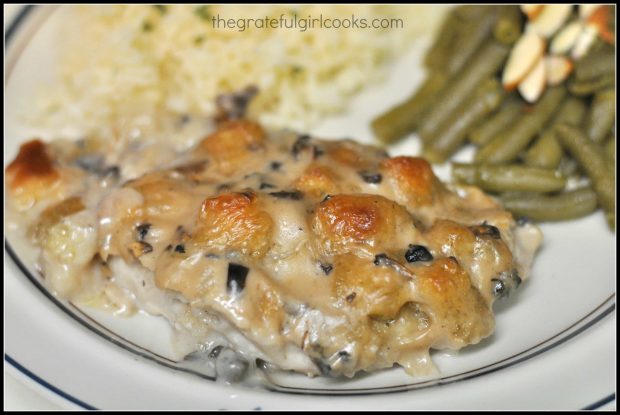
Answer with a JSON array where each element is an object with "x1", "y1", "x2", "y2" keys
[
  {"x1": 530, "y1": 4, "x2": 573, "y2": 38},
  {"x1": 579, "y1": 4, "x2": 603, "y2": 20},
  {"x1": 587, "y1": 5, "x2": 615, "y2": 44},
  {"x1": 571, "y1": 25, "x2": 599, "y2": 60},
  {"x1": 550, "y1": 21, "x2": 584, "y2": 54},
  {"x1": 518, "y1": 57, "x2": 546, "y2": 103},
  {"x1": 545, "y1": 55, "x2": 573, "y2": 86},
  {"x1": 521, "y1": 4, "x2": 544, "y2": 20},
  {"x1": 502, "y1": 31, "x2": 546, "y2": 91}
]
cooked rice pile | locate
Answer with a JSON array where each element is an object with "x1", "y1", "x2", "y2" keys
[{"x1": 32, "y1": 5, "x2": 443, "y2": 141}]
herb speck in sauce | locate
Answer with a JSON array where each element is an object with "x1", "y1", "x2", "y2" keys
[
  {"x1": 291, "y1": 134, "x2": 311, "y2": 158},
  {"x1": 319, "y1": 263, "x2": 333, "y2": 275},
  {"x1": 373, "y1": 253, "x2": 390, "y2": 266},
  {"x1": 268, "y1": 190, "x2": 304, "y2": 200},
  {"x1": 142, "y1": 21, "x2": 154, "y2": 32},
  {"x1": 227, "y1": 263, "x2": 250, "y2": 294},
  {"x1": 194, "y1": 5, "x2": 211, "y2": 21},
  {"x1": 358, "y1": 171, "x2": 382, "y2": 184},
  {"x1": 312, "y1": 146, "x2": 324, "y2": 159},
  {"x1": 404, "y1": 245, "x2": 433, "y2": 263},
  {"x1": 194, "y1": 35, "x2": 206, "y2": 46},
  {"x1": 470, "y1": 223, "x2": 501, "y2": 239},
  {"x1": 209, "y1": 345, "x2": 224, "y2": 358},
  {"x1": 492, "y1": 279, "x2": 506, "y2": 298},
  {"x1": 136, "y1": 223, "x2": 151, "y2": 241}
]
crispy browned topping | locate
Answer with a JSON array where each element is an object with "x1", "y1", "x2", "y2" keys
[{"x1": 6, "y1": 140, "x2": 59, "y2": 189}]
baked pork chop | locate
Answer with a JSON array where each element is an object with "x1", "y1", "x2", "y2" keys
[{"x1": 6, "y1": 119, "x2": 542, "y2": 378}]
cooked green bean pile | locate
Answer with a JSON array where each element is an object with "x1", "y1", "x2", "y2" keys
[{"x1": 371, "y1": 5, "x2": 616, "y2": 229}]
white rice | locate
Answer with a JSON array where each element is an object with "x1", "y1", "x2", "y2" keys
[{"x1": 31, "y1": 5, "x2": 444, "y2": 143}]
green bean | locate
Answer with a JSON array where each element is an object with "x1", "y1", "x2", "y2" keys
[
  {"x1": 444, "y1": 9, "x2": 498, "y2": 76},
  {"x1": 524, "y1": 97, "x2": 587, "y2": 169},
  {"x1": 606, "y1": 212, "x2": 615, "y2": 230},
  {"x1": 424, "y1": 12, "x2": 460, "y2": 71},
  {"x1": 525, "y1": 134, "x2": 565, "y2": 170},
  {"x1": 498, "y1": 190, "x2": 529, "y2": 199},
  {"x1": 411, "y1": 7, "x2": 496, "y2": 144},
  {"x1": 604, "y1": 135, "x2": 615, "y2": 161},
  {"x1": 468, "y1": 95, "x2": 523, "y2": 146},
  {"x1": 568, "y1": 75, "x2": 615, "y2": 96},
  {"x1": 371, "y1": 73, "x2": 447, "y2": 144},
  {"x1": 418, "y1": 40, "x2": 510, "y2": 143},
  {"x1": 556, "y1": 124, "x2": 615, "y2": 215},
  {"x1": 493, "y1": 5, "x2": 523, "y2": 45},
  {"x1": 587, "y1": 37, "x2": 612, "y2": 54},
  {"x1": 499, "y1": 187, "x2": 598, "y2": 222},
  {"x1": 603, "y1": 140, "x2": 615, "y2": 173},
  {"x1": 451, "y1": 163, "x2": 567, "y2": 193},
  {"x1": 423, "y1": 79, "x2": 503, "y2": 163},
  {"x1": 475, "y1": 86, "x2": 566, "y2": 164},
  {"x1": 451, "y1": 162, "x2": 477, "y2": 183},
  {"x1": 557, "y1": 156, "x2": 580, "y2": 178},
  {"x1": 574, "y1": 49, "x2": 615, "y2": 81},
  {"x1": 524, "y1": 135, "x2": 563, "y2": 170},
  {"x1": 585, "y1": 89, "x2": 615, "y2": 143}
]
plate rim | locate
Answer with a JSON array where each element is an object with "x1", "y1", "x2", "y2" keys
[
  {"x1": 3, "y1": 4, "x2": 617, "y2": 409},
  {"x1": 5, "y1": 354, "x2": 96, "y2": 410}
]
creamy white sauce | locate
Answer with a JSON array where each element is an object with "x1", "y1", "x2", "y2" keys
[{"x1": 6, "y1": 122, "x2": 543, "y2": 382}]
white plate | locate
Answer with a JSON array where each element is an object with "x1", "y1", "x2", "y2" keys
[{"x1": 4, "y1": 5, "x2": 616, "y2": 410}]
